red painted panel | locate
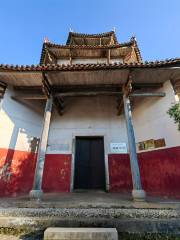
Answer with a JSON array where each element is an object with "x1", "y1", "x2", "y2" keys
[
  {"x1": 108, "y1": 154, "x2": 132, "y2": 192},
  {"x1": 139, "y1": 146, "x2": 180, "y2": 198},
  {"x1": 0, "y1": 148, "x2": 37, "y2": 196},
  {"x1": 42, "y1": 154, "x2": 71, "y2": 193},
  {"x1": 108, "y1": 146, "x2": 180, "y2": 198},
  {"x1": 1, "y1": 146, "x2": 180, "y2": 198}
]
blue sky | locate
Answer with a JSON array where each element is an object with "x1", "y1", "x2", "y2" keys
[{"x1": 0, "y1": 0, "x2": 180, "y2": 65}]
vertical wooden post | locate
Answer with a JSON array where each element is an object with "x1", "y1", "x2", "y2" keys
[
  {"x1": 69, "y1": 50, "x2": 72, "y2": 65},
  {"x1": 29, "y1": 96, "x2": 53, "y2": 199},
  {"x1": 123, "y1": 94, "x2": 146, "y2": 201},
  {"x1": 107, "y1": 49, "x2": 111, "y2": 64}
]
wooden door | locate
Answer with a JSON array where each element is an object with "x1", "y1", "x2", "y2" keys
[{"x1": 74, "y1": 137, "x2": 105, "y2": 190}]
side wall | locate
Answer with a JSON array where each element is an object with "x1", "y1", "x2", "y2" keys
[
  {"x1": 0, "y1": 88, "x2": 42, "y2": 196},
  {"x1": 109, "y1": 81, "x2": 180, "y2": 197}
]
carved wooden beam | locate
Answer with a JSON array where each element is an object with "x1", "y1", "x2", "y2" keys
[
  {"x1": 43, "y1": 73, "x2": 65, "y2": 115},
  {"x1": 131, "y1": 92, "x2": 166, "y2": 97},
  {"x1": 55, "y1": 91, "x2": 121, "y2": 97},
  {"x1": 12, "y1": 93, "x2": 46, "y2": 100},
  {"x1": 117, "y1": 74, "x2": 133, "y2": 115},
  {"x1": 42, "y1": 72, "x2": 51, "y2": 98},
  {"x1": 123, "y1": 75, "x2": 133, "y2": 97}
]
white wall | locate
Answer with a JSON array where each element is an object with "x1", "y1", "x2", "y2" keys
[
  {"x1": 57, "y1": 58, "x2": 123, "y2": 65},
  {"x1": 0, "y1": 80, "x2": 179, "y2": 154},
  {"x1": 47, "y1": 80, "x2": 180, "y2": 155},
  {"x1": 133, "y1": 81, "x2": 180, "y2": 150},
  {"x1": 0, "y1": 88, "x2": 43, "y2": 152},
  {"x1": 47, "y1": 96, "x2": 128, "y2": 155}
]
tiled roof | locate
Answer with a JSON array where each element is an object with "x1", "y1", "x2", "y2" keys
[
  {"x1": 131, "y1": 37, "x2": 142, "y2": 63},
  {"x1": 66, "y1": 31, "x2": 118, "y2": 45},
  {"x1": 1, "y1": 58, "x2": 180, "y2": 72},
  {"x1": 44, "y1": 42, "x2": 132, "y2": 49},
  {"x1": 40, "y1": 38, "x2": 141, "y2": 65}
]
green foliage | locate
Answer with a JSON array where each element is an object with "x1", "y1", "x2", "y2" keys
[{"x1": 167, "y1": 103, "x2": 180, "y2": 131}]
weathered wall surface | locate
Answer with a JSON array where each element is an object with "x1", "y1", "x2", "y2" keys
[
  {"x1": 42, "y1": 154, "x2": 72, "y2": 193},
  {"x1": 109, "y1": 81, "x2": 180, "y2": 197},
  {"x1": 133, "y1": 81, "x2": 180, "y2": 148},
  {"x1": 0, "y1": 81, "x2": 179, "y2": 197},
  {"x1": 0, "y1": 88, "x2": 42, "y2": 196},
  {"x1": 46, "y1": 95, "x2": 128, "y2": 192},
  {"x1": 109, "y1": 146, "x2": 180, "y2": 197}
]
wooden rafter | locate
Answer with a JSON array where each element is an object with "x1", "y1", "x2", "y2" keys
[{"x1": 13, "y1": 83, "x2": 163, "y2": 93}]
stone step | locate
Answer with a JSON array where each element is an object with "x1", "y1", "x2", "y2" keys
[{"x1": 44, "y1": 227, "x2": 118, "y2": 240}]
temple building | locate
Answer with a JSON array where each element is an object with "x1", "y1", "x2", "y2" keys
[{"x1": 0, "y1": 31, "x2": 179, "y2": 200}]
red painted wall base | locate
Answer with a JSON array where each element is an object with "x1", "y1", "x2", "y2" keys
[
  {"x1": 0, "y1": 146, "x2": 180, "y2": 198},
  {"x1": 42, "y1": 154, "x2": 71, "y2": 193},
  {"x1": 0, "y1": 148, "x2": 71, "y2": 196},
  {"x1": 108, "y1": 146, "x2": 180, "y2": 198},
  {"x1": 0, "y1": 148, "x2": 37, "y2": 197}
]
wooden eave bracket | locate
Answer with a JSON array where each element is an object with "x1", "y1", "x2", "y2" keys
[
  {"x1": 123, "y1": 74, "x2": 133, "y2": 97},
  {"x1": 42, "y1": 72, "x2": 64, "y2": 115},
  {"x1": 117, "y1": 74, "x2": 133, "y2": 115},
  {"x1": 0, "y1": 81, "x2": 7, "y2": 99},
  {"x1": 42, "y1": 72, "x2": 51, "y2": 98}
]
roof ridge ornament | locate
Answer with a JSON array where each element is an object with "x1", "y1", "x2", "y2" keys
[
  {"x1": 131, "y1": 35, "x2": 137, "y2": 42},
  {"x1": 69, "y1": 27, "x2": 74, "y2": 32},
  {"x1": 44, "y1": 37, "x2": 50, "y2": 43}
]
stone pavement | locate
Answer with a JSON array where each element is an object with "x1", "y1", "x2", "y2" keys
[
  {"x1": 0, "y1": 235, "x2": 19, "y2": 240},
  {"x1": 0, "y1": 192, "x2": 180, "y2": 209},
  {"x1": 0, "y1": 192, "x2": 180, "y2": 235}
]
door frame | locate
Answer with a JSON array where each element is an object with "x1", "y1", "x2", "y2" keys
[{"x1": 70, "y1": 133, "x2": 109, "y2": 192}]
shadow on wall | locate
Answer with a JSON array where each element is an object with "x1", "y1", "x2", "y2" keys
[
  {"x1": 0, "y1": 148, "x2": 38, "y2": 196},
  {"x1": 0, "y1": 92, "x2": 43, "y2": 196},
  {"x1": 0, "y1": 125, "x2": 39, "y2": 197}
]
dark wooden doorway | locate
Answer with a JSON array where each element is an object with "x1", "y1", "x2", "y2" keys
[{"x1": 74, "y1": 137, "x2": 105, "y2": 190}]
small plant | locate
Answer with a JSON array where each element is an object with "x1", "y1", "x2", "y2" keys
[{"x1": 167, "y1": 103, "x2": 180, "y2": 131}]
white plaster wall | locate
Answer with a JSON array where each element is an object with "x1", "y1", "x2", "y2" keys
[
  {"x1": 57, "y1": 59, "x2": 70, "y2": 65},
  {"x1": 133, "y1": 81, "x2": 180, "y2": 149},
  {"x1": 0, "y1": 88, "x2": 43, "y2": 152},
  {"x1": 47, "y1": 80, "x2": 180, "y2": 155},
  {"x1": 57, "y1": 58, "x2": 123, "y2": 65},
  {"x1": 111, "y1": 58, "x2": 123, "y2": 64},
  {"x1": 72, "y1": 58, "x2": 107, "y2": 64},
  {"x1": 47, "y1": 96, "x2": 128, "y2": 154},
  {"x1": 0, "y1": 80, "x2": 179, "y2": 154}
]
